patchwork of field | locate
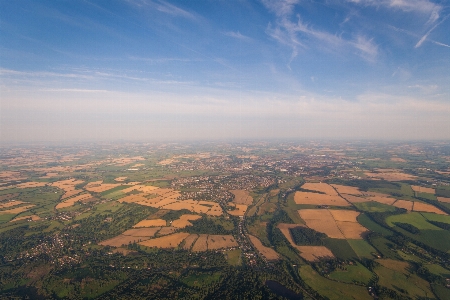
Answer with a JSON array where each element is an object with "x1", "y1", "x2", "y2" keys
[
  {"x1": 230, "y1": 190, "x2": 253, "y2": 205},
  {"x1": 0, "y1": 200, "x2": 25, "y2": 209},
  {"x1": 138, "y1": 233, "x2": 237, "y2": 251},
  {"x1": 392, "y1": 200, "x2": 413, "y2": 211},
  {"x1": 297, "y1": 246, "x2": 334, "y2": 261},
  {"x1": 411, "y1": 185, "x2": 435, "y2": 194},
  {"x1": 298, "y1": 209, "x2": 368, "y2": 239},
  {"x1": 341, "y1": 194, "x2": 369, "y2": 203},
  {"x1": 118, "y1": 186, "x2": 223, "y2": 216},
  {"x1": 366, "y1": 195, "x2": 396, "y2": 205},
  {"x1": 114, "y1": 177, "x2": 127, "y2": 182},
  {"x1": 227, "y1": 203, "x2": 248, "y2": 216},
  {"x1": 55, "y1": 193, "x2": 92, "y2": 209},
  {"x1": 99, "y1": 234, "x2": 152, "y2": 247},
  {"x1": 52, "y1": 179, "x2": 84, "y2": 199},
  {"x1": 413, "y1": 202, "x2": 447, "y2": 215},
  {"x1": 122, "y1": 227, "x2": 162, "y2": 238},
  {"x1": 330, "y1": 184, "x2": 362, "y2": 195},
  {"x1": 248, "y1": 235, "x2": 279, "y2": 260}
]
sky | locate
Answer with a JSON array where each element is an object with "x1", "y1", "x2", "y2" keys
[{"x1": 1, "y1": 0, "x2": 449, "y2": 142}]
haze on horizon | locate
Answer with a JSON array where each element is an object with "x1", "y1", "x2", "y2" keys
[{"x1": 1, "y1": 0, "x2": 449, "y2": 143}]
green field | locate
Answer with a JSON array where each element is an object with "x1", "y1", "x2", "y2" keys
[
  {"x1": 323, "y1": 239, "x2": 358, "y2": 260},
  {"x1": 357, "y1": 213, "x2": 393, "y2": 236},
  {"x1": 299, "y1": 265, "x2": 371, "y2": 300},
  {"x1": 354, "y1": 201, "x2": 397, "y2": 213},
  {"x1": 427, "y1": 264, "x2": 450, "y2": 277},
  {"x1": 421, "y1": 212, "x2": 450, "y2": 224},
  {"x1": 225, "y1": 249, "x2": 242, "y2": 266},
  {"x1": 375, "y1": 264, "x2": 435, "y2": 299},
  {"x1": 0, "y1": 214, "x2": 16, "y2": 224},
  {"x1": 386, "y1": 212, "x2": 442, "y2": 230},
  {"x1": 369, "y1": 236, "x2": 400, "y2": 260},
  {"x1": 328, "y1": 263, "x2": 374, "y2": 285},
  {"x1": 347, "y1": 239, "x2": 377, "y2": 259}
]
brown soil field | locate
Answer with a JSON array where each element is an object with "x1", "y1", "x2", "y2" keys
[
  {"x1": 171, "y1": 214, "x2": 201, "y2": 228},
  {"x1": 11, "y1": 215, "x2": 41, "y2": 222},
  {"x1": 0, "y1": 205, "x2": 35, "y2": 214},
  {"x1": 335, "y1": 221, "x2": 367, "y2": 239},
  {"x1": 207, "y1": 235, "x2": 238, "y2": 250},
  {"x1": 376, "y1": 259, "x2": 409, "y2": 275},
  {"x1": 302, "y1": 183, "x2": 338, "y2": 196},
  {"x1": 56, "y1": 193, "x2": 92, "y2": 209},
  {"x1": 61, "y1": 189, "x2": 82, "y2": 199},
  {"x1": 248, "y1": 235, "x2": 279, "y2": 260},
  {"x1": 115, "y1": 177, "x2": 127, "y2": 182},
  {"x1": 329, "y1": 210, "x2": 360, "y2": 222},
  {"x1": 157, "y1": 227, "x2": 178, "y2": 236},
  {"x1": 122, "y1": 227, "x2": 161, "y2": 237},
  {"x1": 330, "y1": 184, "x2": 362, "y2": 195},
  {"x1": 191, "y1": 234, "x2": 209, "y2": 252},
  {"x1": 16, "y1": 182, "x2": 47, "y2": 188},
  {"x1": 230, "y1": 190, "x2": 253, "y2": 205},
  {"x1": 411, "y1": 185, "x2": 435, "y2": 194},
  {"x1": 100, "y1": 235, "x2": 150, "y2": 247},
  {"x1": 341, "y1": 194, "x2": 369, "y2": 203},
  {"x1": 205, "y1": 203, "x2": 223, "y2": 216},
  {"x1": 366, "y1": 196, "x2": 396, "y2": 205},
  {"x1": 393, "y1": 200, "x2": 413, "y2": 211},
  {"x1": 437, "y1": 197, "x2": 450, "y2": 203},
  {"x1": 182, "y1": 234, "x2": 199, "y2": 250},
  {"x1": 133, "y1": 219, "x2": 167, "y2": 227},
  {"x1": 154, "y1": 197, "x2": 178, "y2": 208},
  {"x1": 227, "y1": 203, "x2": 248, "y2": 216},
  {"x1": 364, "y1": 171, "x2": 417, "y2": 181},
  {"x1": 304, "y1": 219, "x2": 345, "y2": 238},
  {"x1": 297, "y1": 246, "x2": 335, "y2": 261},
  {"x1": 139, "y1": 232, "x2": 190, "y2": 249},
  {"x1": 413, "y1": 202, "x2": 447, "y2": 215},
  {"x1": 52, "y1": 179, "x2": 84, "y2": 190},
  {"x1": 0, "y1": 200, "x2": 25, "y2": 209},
  {"x1": 294, "y1": 192, "x2": 350, "y2": 206}
]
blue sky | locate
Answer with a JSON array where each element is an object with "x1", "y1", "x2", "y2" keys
[{"x1": 1, "y1": 0, "x2": 449, "y2": 142}]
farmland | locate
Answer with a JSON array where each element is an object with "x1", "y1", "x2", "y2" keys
[{"x1": 0, "y1": 141, "x2": 449, "y2": 299}]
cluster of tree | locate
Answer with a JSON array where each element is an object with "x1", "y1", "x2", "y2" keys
[
  {"x1": 393, "y1": 222, "x2": 420, "y2": 234},
  {"x1": 184, "y1": 218, "x2": 233, "y2": 235},
  {"x1": 289, "y1": 227, "x2": 326, "y2": 246},
  {"x1": 427, "y1": 220, "x2": 450, "y2": 230}
]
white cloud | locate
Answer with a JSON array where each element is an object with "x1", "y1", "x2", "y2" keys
[{"x1": 223, "y1": 31, "x2": 253, "y2": 42}]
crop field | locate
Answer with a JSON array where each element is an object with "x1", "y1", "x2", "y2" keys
[
  {"x1": 437, "y1": 197, "x2": 450, "y2": 203},
  {"x1": 56, "y1": 193, "x2": 92, "y2": 209},
  {"x1": 375, "y1": 264, "x2": 434, "y2": 299},
  {"x1": 139, "y1": 232, "x2": 190, "y2": 248},
  {"x1": 157, "y1": 227, "x2": 177, "y2": 236},
  {"x1": 392, "y1": 199, "x2": 413, "y2": 211},
  {"x1": 302, "y1": 182, "x2": 338, "y2": 195},
  {"x1": 0, "y1": 204, "x2": 35, "y2": 214},
  {"x1": 347, "y1": 239, "x2": 377, "y2": 259},
  {"x1": 323, "y1": 239, "x2": 358, "y2": 260},
  {"x1": 386, "y1": 212, "x2": 441, "y2": 230},
  {"x1": 230, "y1": 190, "x2": 253, "y2": 205},
  {"x1": 421, "y1": 212, "x2": 450, "y2": 223},
  {"x1": 191, "y1": 234, "x2": 209, "y2": 252},
  {"x1": 353, "y1": 201, "x2": 397, "y2": 213},
  {"x1": 182, "y1": 233, "x2": 199, "y2": 250},
  {"x1": 411, "y1": 185, "x2": 435, "y2": 194},
  {"x1": 171, "y1": 214, "x2": 201, "y2": 228},
  {"x1": 341, "y1": 194, "x2": 369, "y2": 203},
  {"x1": 0, "y1": 200, "x2": 25, "y2": 209},
  {"x1": 298, "y1": 209, "x2": 367, "y2": 239},
  {"x1": 328, "y1": 263, "x2": 373, "y2": 285},
  {"x1": 299, "y1": 265, "x2": 372, "y2": 300},
  {"x1": 413, "y1": 202, "x2": 447, "y2": 215},
  {"x1": 248, "y1": 235, "x2": 279, "y2": 260},
  {"x1": 11, "y1": 214, "x2": 41, "y2": 222},
  {"x1": 227, "y1": 203, "x2": 247, "y2": 216},
  {"x1": 133, "y1": 219, "x2": 167, "y2": 227},
  {"x1": 114, "y1": 177, "x2": 127, "y2": 182},
  {"x1": 16, "y1": 182, "x2": 48, "y2": 188},
  {"x1": 85, "y1": 181, "x2": 121, "y2": 193},
  {"x1": 207, "y1": 235, "x2": 237, "y2": 250},
  {"x1": 51, "y1": 179, "x2": 84, "y2": 199},
  {"x1": 122, "y1": 227, "x2": 161, "y2": 237},
  {"x1": 294, "y1": 192, "x2": 350, "y2": 206},
  {"x1": 330, "y1": 184, "x2": 362, "y2": 195},
  {"x1": 297, "y1": 246, "x2": 334, "y2": 261},
  {"x1": 99, "y1": 234, "x2": 151, "y2": 247},
  {"x1": 364, "y1": 170, "x2": 417, "y2": 181},
  {"x1": 277, "y1": 223, "x2": 306, "y2": 248},
  {"x1": 366, "y1": 195, "x2": 396, "y2": 205}
]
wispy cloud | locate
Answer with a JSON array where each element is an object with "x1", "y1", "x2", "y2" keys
[
  {"x1": 126, "y1": 0, "x2": 197, "y2": 20},
  {"x1": 223, "y1": 31, "x2": 253, "y2": 42},
  {"x1": 348, "y1": 0, "x2": 441, "y2": 18},
  {"x1": 415, "y1": 14, "x2": 449, "y2": 48}
]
